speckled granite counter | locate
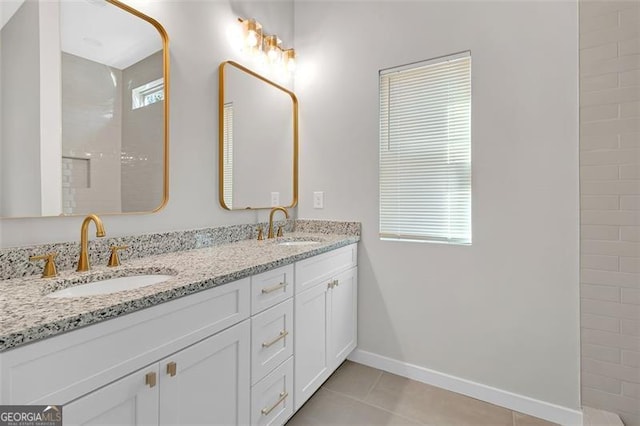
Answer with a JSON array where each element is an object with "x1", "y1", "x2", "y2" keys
[{"x1": 0, "y1": 231, "x2": 359, "y2": 352}]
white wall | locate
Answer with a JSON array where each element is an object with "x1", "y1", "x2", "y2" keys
[
  {"x1": 0, "y1": 0, "x2": 294, "y2": 247},
  {"x1": 0, "y1": 0, "x2": 42, "y2": 217},
  {"x1": 295, "y1": 0, "x2": 580, "y2": 412}
]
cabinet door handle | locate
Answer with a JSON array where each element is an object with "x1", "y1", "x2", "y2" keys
[
  {"x1": 261, "y1": 391, "x2": 289, "y2": 416},
  {"x1": 262, "y1": 330, "x2": 289, "y2": 348},
  {"x1": 333, "y1": 279, "x2": 339, "y2": 287},
  {"x1": 145, "y1": 372, "x2": 157, "y2": 388},
  {"x1": 328, "y1": 279, "x2": 338, "y2": 289},
  {"x1": 166, "y1": 362, "x2": 177, "y2": 377},
  {"x1": 261, "y1": 282, "x2": 288, "y2": 294}
]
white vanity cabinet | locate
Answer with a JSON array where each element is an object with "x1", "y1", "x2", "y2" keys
[
  {"x1": 0, "y1": 278, "x2": 251, "y2": 426},
  {"x1": 64, "y1": 321, "x2": 250, "y2": 426},
  {"x1": 294, "y1": 244, "x2": 358, "y2": 410},
  {"x1": 0, "y1": 242, "x2": 358, "y2": 426}
]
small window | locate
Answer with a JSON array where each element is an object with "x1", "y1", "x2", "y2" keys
[
  {"x1": 132, "y1": 77, "x2": 164, "y2": 110},
  {"x1": 379, "y1": 52, "x2": 472, "y2": 245}
]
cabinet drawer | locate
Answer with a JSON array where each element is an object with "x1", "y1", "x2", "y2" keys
[
  {"x1": 295, "y1": 244, "x2": 357, "y2": 294},
  {"x1": 251, "y1": 299, "x2": 294, "y2": 384},
  {"x1": 0, "y1": 278, "x2": 250, "y2": 405},
  {"x1": 251, "y1": 264, "x2": 294, "y2": 315},
  {"x1": 251, "y1": 357, "x2": 294, "y2": 426}
]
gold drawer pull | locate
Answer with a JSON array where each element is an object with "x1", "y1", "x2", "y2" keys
[
  {"x1": 167, "y1": 362, "x2": 177, "y2": 377},
  {"x1": 145, "y1": 372, "x2": 157, "y2": 388},
  {"x1": 261, "y1": 282, "x2": 288, "y2": 294},
  {"x1": 328, "y1": 279, "x2": 338, "y2": 289},
  {"x1": 261, "y1": 391, "x2": 288, "y2": 416},
  {"x1": 262, "y1": 330, "x2": 289, "y2": 348}
]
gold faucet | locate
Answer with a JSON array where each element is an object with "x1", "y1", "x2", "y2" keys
[
  {"x1": 268, "y1": 207, "x2": 289, "y2": 239},
  {"x1": 77, "y1": 214, "x2": 106, "y2": 272}
]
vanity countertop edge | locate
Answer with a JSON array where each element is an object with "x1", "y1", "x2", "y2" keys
[{"x1": 0, "y1": 232, "x2": 359, "y2": 353}]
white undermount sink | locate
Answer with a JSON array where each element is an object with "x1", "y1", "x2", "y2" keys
[
  {"x1": 47, "y1": 274, "x2": 174, "y2": 298},
  {"x1": 275, "y1": 236, "x2": 324, "y2": 247},
  {"x1": 277, "y1": 240, "x2": 321, "y2": 246}
]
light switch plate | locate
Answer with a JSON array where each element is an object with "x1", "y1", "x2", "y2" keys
[
  {"x1": 313, "y1": 191, "x2": 324, "y2": 209},
  {"x1": 271, "y1": 192, "x2": 280, "y2": 207}
]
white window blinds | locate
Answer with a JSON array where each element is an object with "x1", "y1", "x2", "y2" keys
[
  {"x1": 379, "y1": 52, "x2": 471, "y2": 245},
  {"x1": 223, "y1": 102, "x2": 234, "y2": 209}
]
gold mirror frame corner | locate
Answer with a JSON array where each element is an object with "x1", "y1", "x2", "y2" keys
[{"x1": 218, "y1": 60, "x2": 298, "y2": 211}]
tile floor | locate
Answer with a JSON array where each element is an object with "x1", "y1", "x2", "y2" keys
[{"x1": 286, "y1": 361, "x2": 557, "y2": 426}]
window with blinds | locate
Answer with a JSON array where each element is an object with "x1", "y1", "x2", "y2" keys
[
  {"x1": 223, "y1": 102, "x2": 234, "y2": 209},
  {"x1": 379, "y1": 52, "x2": 471, "y2": 245}
]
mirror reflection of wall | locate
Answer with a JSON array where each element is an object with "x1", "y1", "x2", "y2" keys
[
  {"x1": 0, "y1": 0, "x2": 167, "y2": 218},
  {"x1": 220, "y1": 61, "x2": 297, "y2": 210}
]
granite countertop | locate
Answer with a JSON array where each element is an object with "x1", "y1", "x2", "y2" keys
[{"x1": 0, "y1": 232, "x2": 359, "y2": 352}]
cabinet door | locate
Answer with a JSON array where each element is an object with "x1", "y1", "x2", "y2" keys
[
  {"x1": 63, "y1": 365, "x2": 159, "y2": 426},
  {"x1": 159, "y1": 320, "x2": 250, "y2": 426},
  {"x1": 294, "y1": 282, "x2": 330, "y2": 411},
  {"x1": 328, "y1": 267, "x2": 358, "y2": 370}
]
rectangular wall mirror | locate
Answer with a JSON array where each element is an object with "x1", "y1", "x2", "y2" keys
[
  {"x1": 218, "y1": 60, "x2": 298, "y2": 210},
  {"x1": 0, "y1": 0, "x2": 169, "y2": 218}
]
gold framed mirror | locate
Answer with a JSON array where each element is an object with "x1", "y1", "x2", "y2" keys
[
  {"x1": 218, "y1": 61, "x2": 298, "y2": 210},
  {"x1": 0, "y1": 0, "x2": 169, "y2": 218}
]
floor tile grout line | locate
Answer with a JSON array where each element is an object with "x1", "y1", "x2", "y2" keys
[
  {"x1": 321, "y1": 386, "x2": 428, "y2": 425},
  {"x1": 363, "y1": 369, "x2": 384, "y2": 401}
]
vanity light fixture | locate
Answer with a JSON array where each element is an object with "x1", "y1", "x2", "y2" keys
[{"x1": 237, "y1": 17, "x2": 296, "y2": 78}]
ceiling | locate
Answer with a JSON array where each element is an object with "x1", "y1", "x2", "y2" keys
[
  {"x1": 1, "y1": 0, "x2": 161, "y2": 70},
  {"x1": 61, "y1": 0, "x2": 161, "y2": 70}
]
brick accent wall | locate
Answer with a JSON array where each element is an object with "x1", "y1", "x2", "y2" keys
[{"x1": 579, "y1": 2, "x2": 640, "y2": 425}]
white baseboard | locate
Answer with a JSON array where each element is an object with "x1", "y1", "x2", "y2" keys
[{"x1": 348, "y1": 349, "x2": 583, "y2": 426}]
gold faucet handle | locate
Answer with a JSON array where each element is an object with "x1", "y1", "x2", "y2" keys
[
  {"x1": 108, "y1": 245, "x2": 128, "y2": 267},
  {"x1": 29, "y1": 252, "x2": 58, "y2": 278},
  {"x1": 277, "y1": 225, "x2": 284, "y2": 237},
  {"x1": 257, "y1": 227, "x2": 264, "y2": 241}
]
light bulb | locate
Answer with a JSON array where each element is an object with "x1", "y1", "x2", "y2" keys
[
  {"x1": 243, "y1": 18, "x2": 262, "y2": 54},
  {"x1": 264, "y1": 35, "x2": 282, "y2": 64},
  {"x1": 283, "y1": 49, "x2": 296, "y2": 73},
  {"x1": 246, "y1": 30, "x2": 258, "y2": 47}
]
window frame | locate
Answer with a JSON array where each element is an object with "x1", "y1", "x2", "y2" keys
[{"x1": 379, "y1": 51, "x2": 472, "y2": 245}]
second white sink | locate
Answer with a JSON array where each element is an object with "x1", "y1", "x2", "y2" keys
[
  {"x1": 47, "y1": 274, "x2": 174, "y2": 298},
  {"x1": 277, "y1": 240, "x2": 321, "y2": 246}
]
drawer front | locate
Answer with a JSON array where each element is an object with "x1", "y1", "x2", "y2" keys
[
  {"x1": 251, "y1": 264, "x2": 294, "y2": 315},
  {"x1": 1, "y1": 278, "x2": 250, "y2": 405},
  {"x1": 251, "y1": 299, "x2": 294, "y2": 384},
  {"x1": 295, "y1": 244, "x2": 357, "y2": 294},
  {"x1": 251, "y1": 356, "x2": 294, "y2": 426}
]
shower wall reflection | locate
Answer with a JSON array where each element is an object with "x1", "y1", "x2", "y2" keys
[{"x1": 61, "y1": 51, "x2": 163, "y2": 214}]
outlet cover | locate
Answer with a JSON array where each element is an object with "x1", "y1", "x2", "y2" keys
[
  {"x1": 313, "y1": 191, "x2": 324, "y2": 209},
  {"x1": 271, "y1": 192, "x2": 280, "y2": 207}
]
